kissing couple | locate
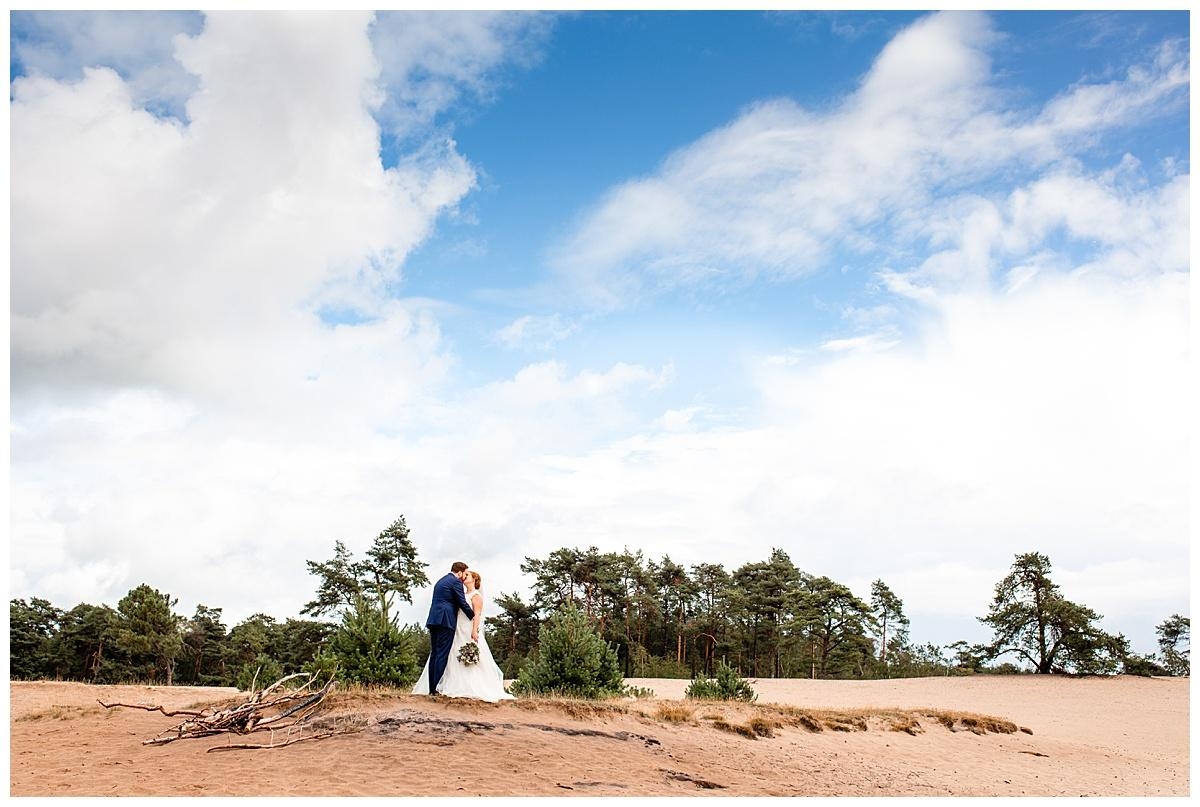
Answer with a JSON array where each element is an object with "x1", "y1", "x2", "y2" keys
[{"x1": 412, "y1": 561, "x2": 513, "y2": 703}]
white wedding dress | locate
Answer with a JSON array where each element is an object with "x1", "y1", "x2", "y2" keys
[{"x1": 413, "y1": 589, "x2": 514, "y2": 703}]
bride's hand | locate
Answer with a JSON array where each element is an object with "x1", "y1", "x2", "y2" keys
[{"x1": 471, "y1": 630, "x2": 479, "y2": 642}]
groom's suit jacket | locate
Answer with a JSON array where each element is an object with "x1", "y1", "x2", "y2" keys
[{"x1": 426, "y1": 573, "x2": 475, "y2": 630}]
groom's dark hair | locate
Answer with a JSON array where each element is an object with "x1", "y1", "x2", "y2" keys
[{"x1": 450, "y1": 561, "x2": 468, "y2": 573}]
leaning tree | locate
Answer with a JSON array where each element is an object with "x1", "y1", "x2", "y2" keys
[
  {"x1": 979, "y1": 552, "x2": 1125, "y2": 674},
  {"x1": 1156, "y1": 614, "x2": 1190, "y2": 677}
]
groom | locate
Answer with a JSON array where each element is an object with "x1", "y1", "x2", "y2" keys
[{"x1": 424, "y1": 561, "x2": 475, "y2": 695}]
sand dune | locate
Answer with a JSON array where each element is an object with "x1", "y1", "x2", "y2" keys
[{"x1": 8, "y1": 674, "x2": 1188, "y2": 796}]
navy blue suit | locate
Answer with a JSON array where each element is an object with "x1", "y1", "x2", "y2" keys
[{"x1": 424, "y1": 573, "x2": 475, "y2": 694}]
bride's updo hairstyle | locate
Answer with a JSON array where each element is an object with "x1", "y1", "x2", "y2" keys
[{"x1": 469, "y1": 571, "x2": 482, "y2": 590}]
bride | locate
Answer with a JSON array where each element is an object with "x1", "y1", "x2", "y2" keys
[{"x1": 412, "y1": 570, "x2": 513, "y2": 702}]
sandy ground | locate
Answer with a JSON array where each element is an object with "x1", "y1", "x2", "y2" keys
[{"x1": 7, "y1": 674, "x2": 1189, "y2": 796}]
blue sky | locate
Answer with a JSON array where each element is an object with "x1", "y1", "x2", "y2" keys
[{"x1": 8, "y1": 8, "x2": 1191, "y2": 657}]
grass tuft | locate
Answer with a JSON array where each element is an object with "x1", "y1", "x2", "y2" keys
[
  {"x1": 709, "y1": 717, "x2": 758, "y2": 739},
  {"x1": 655, "y1": 702, "x2": 696, "y2": 723},
  {"x1": 921, "y1": 709, "x2": 1018, "y2": 735},
  {"x1": 747, "y1": 715, "x2": 779, "y2": 737}
]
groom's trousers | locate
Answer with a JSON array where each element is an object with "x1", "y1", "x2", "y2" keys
[{"x1": 427, "y1": 626, "x2": 455, "y2": 694}]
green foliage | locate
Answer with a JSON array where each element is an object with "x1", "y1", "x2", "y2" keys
[
  {"x1": 363, "y1": 517, "x2": 431, "y2": 617},
  {"x1": 685, "y1": 661, "x2": 756, "y2": 702},
  {"x1": 793, "y1": 574, "x2": 874, "y2": 679},
  {"x1": 484, "y1": 591, "x2": 539, "y2": 670},
  {"x1": 9, "y1": 598, "x2": 62, "y2": 680},
  {"x1": 314, "y1": 596, "x2": 421, "y2": 687},
  {"x1": 1123, "y1": 653, "x2": 1168, "y2": 677},
  {"x1": 1058, "y1": 626, "x2": 1128, "y2": 675},
  {"x1": 979, "y1": 552, "x2": 1126, "y2": 675},
  {"x1": 235, "y1": 654, "x2": 284, "y2": 691},
  {"x1": 303, "y1": 517, "x2": 429, "y2": 624},
  {"x1": 52, "y1": 603, "x2": 126, "y2": 682},
  {"x1": 945, "y1": 640, "x2": 988, "y2": 674},
  {"x1": 510, "y1": 603, "x2": 625, "y2": 699},
  {"x1": 178, "y1": 605, "x2": 228, "y2": 686},
  {"x1": 497, "y1": 651, "x2": 528, "y2": 679},
  {"x1": 115, "y1": 584, "x2": 184, "y2": 684},
  {"x1": 13, "y1": 544, "x2": 1175, "y2": 689},
  {"x1": 1156, "y1": 614, "x2": 1190, "y2": 676},
  {"x1": 224, "y1": 613, "x2": 278, "y2": 673},
  {"x1": 869, "y1": 579, "x2": 911, "y2": 670},
  {"x1": 628, "y1": 643, "x2": 692, "y2": 678},
  {"x1": 273, "y1": 618, "x2": 336, "y2": 673},
  {"x1": 728, "y1": 549, "x2": 802, "y2": 677}
]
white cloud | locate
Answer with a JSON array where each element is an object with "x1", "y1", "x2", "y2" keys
[
  {"x1": 551, "y1": 11, "x2": 1188, "y2": 309},
  {"x1": 10, "y1": 10, "x2": 203, "y2": 119},
  {"x1": 11, "y1": 11, "x2": 474, "y2": 421},
  {"x1": 369, "y1": 11, "x2": 554, "y2": 141},
  {"x1": 7, "y1": 12, "x2": 518, "y2": 618},
  {"x1": 417, "y1": 269, "x2": 1187, "y2": 649},
  {"x1": 820, "y1": 333, "x2": 900, "y2": 354},
  {"x1": 658, "y1": 406, "x2": 706, "y2": 433},
  {"x1": 494, "y1": 313, "x2": 580, "y2": 351}
]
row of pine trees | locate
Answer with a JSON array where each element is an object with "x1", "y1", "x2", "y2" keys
[{"x1": 9, "y1": 518, "x2": 1191, "y2": 687}]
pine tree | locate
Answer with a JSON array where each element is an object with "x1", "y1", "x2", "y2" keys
[
  {"x1": 684, "y1": 660, "x2": 756, "y2": 701},
  {"x1": 115, "y1": 584, "x2": 183, "y2": 685},
  {"x1": 511, "y1": 602, "x2": 625, "y2": 698},
  {"x1": 312, "y1": 595, "x2": 421, "y2": 687},
  {"x1": 1156, "y1": 614, "x2": 1190, "y2": 676}
]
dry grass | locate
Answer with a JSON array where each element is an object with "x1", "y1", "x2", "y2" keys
[
  {"x1": 746, "y1": 715, "x2": 780, "y2": 737},
  {"x1": 16, "y1": 704, "x2": 107, "y2": 722},
  {"x1": 654, "y1": 702, "x2": 696, "y2": 723},
  {"x1": 688, "y1": 702, "x2": 1019, "y2": 740},
  {"x1": 923, "y1": 709, "x2": 1019, "y2": 735},
  {"x1": 708, "y1": 717, "x2": 759, "y2": 739},
  {"x1": 510, "y1": 696, "x2": 630, "y2": 721}
]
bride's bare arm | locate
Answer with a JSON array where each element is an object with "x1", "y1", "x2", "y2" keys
[{"x1": 471, "y1": 593, "x2": 483, "y2": 641}]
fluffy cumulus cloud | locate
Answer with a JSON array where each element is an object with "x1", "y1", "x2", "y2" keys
[
  {"x1": 9, "y1": 10, "x2": 204, "y2": 119},
  {"x1": 9, "y1": 11, "x2": 510, "y2": 615},
  {"x1": 11, "y1": 12, "x2": 473, "y2": 410},
  {"x1": 553, "y1": 11, "x2": 1187, "y2": 309},
  {"x1": 369, "y1": 10, "x2": 553, "y2": 142}
]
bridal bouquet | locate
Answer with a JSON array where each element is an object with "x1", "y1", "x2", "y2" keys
[{"x1": 457, "y1": 641, "x2": 480, "y2": 666}]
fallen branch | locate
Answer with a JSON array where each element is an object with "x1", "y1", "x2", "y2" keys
[
  {"x1": 99, "y1": 672, "x2": 343, "y2": 749},
  {"x1": 96, "y1": 702, "x2": 211, "y2": 718}
]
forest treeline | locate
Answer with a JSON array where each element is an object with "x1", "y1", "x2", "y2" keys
[
  {"x1": 485, "y1": 546, "x2": 1189, "y2": 679},
  {"x1": 9, "y1": 517, "x2": 1191, "y2": 687}
]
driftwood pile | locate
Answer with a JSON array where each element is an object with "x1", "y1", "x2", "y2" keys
[{"x1": 98, "y1": 671, "x2": 352, "y2": 751}]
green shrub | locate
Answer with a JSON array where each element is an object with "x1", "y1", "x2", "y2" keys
[
  {"x1": 628, "y1": 643, "x2": 692, "y2": 678},
  {"x1": 685, "y1": 661, "x2": 756, "y2": 702},
  {"x1": 1123, "y1": 653, "x2": 1168, "y2": 677},
  {"x1": 235, "y1": 653, "x2": 284, "y2": 691},
  {"x1": 499, "y1": 651, "x2": 527, "y2": 679},
  {"x1": 510, "y1": 603, "x2": 625, "y2": 699},
  {"x1": 307, "y1": 596, "x2": 420, "y2": 687}
]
